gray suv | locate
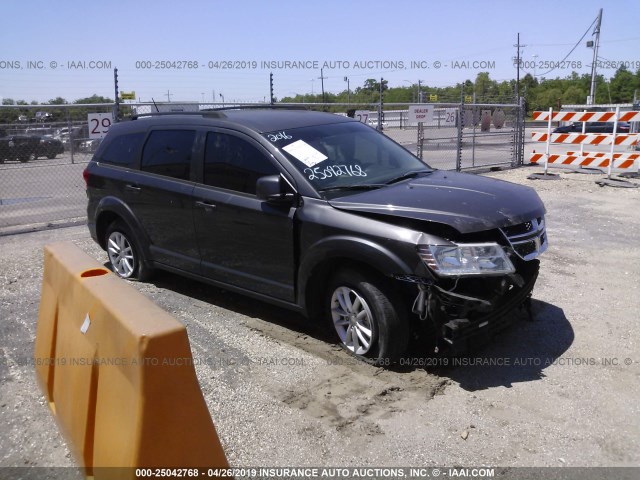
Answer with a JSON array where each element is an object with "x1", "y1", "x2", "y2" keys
[{"x1": 85, "y1": 108, "x2": 547, "y2": 365}]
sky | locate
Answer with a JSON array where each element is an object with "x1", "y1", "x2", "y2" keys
[{"x1": 1, "y1": 0, "x2": 639, "y2": 104}]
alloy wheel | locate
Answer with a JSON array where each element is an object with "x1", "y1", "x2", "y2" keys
[
  {"x1": 330, "y1": 286, "x2": 375, "y2": 355},
  {"x1": 107, "y1": 231, "x2": 136, "y2": 278}
]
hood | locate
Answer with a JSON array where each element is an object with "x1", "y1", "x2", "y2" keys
[{"x1": 328, "y1": 170, "x2": 546, "y2": 234}]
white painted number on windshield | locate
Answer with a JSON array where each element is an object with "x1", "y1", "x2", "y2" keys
[
  {"x1": 304, "y1": 164, "x2": 367, "y2": 181},
  {"x1": 267, "y1": 131, "x2": 292, "y2": 142}
]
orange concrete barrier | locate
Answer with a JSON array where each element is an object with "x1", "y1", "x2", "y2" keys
[{"x1": 34, "y1": 242, "x2": 228, "y2": 478}]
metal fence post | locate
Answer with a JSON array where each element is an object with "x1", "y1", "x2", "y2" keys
[
  {"x1": 67, "y1": 110, "x2": 74, "y2": 165},
  {"x1": 456, "y1": 102, "x2": 464, "y2": 171},
  {"x1": 113, "y1": 69, "x2": 120, "y2": 123},
  {"x1": 514, "y1": 97, "x2": 525, "y2": 167},
  {"x1": 417, "y1": 122, "x2": 424, "y2": 161}
]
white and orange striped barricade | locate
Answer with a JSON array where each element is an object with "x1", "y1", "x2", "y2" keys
[
  {"x1": 532, "y1": 110, "x2": 640, "y2": 123},
  {"x1": 530, "y1": 106, "x2": 640, "y2": 184}
]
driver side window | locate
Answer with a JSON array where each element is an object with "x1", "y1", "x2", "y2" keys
[{"x1": 203, "y1": 132, "x2": 279, "y2": 194}]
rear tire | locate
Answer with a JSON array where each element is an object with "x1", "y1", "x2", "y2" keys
[
  {"x1": 105, "y1": 220, "x2": 153, "y2": 281},
  {"x1": 325, "y1": 269, "x2": 409, "y2": 366}
]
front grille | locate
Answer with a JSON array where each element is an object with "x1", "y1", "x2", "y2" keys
[{"x1": 500, "y1": 217, "x2": 547, "y2": 261}]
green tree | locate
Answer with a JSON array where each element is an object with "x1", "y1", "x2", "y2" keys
[
  {"x1": 74, "y1": 94, "x2": 114, "y2": 104},
  {"x1": 47, "y1": 97, "x2": 68, "y2": 105},
  {"x1": 562, "y1": 85, "x2": 587, "y2": 104},
  {"x1": 536, "y1": 87, "x2": 563, "y2": 110},
  {"x1": 474, "y1": 72, "x2": 498, "y2": 102},
  {"x1": 609, "y1": 67, "x2": 635, "y2": 103}
]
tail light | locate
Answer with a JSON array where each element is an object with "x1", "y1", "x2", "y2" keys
[{"x1": 82, "y1": 168, "x2": 90, "y2": 189}]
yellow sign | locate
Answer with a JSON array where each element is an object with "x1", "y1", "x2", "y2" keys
[
  {"x1": 120, "y1": 91, "x2": 136, "y2": 100},
  {"x1": 465, "y1": 95, "x2": 473, "y2": 103},
  {"x1": 429, "y1": 94, "x2": 438, "y2": 102}
]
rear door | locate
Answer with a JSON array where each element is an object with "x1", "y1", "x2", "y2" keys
[
  {"x1": 193, "y1": 130, "x2": 296, "y2": 301},
  {"x1": 124, "y1": 128, "x2": 200, "y2": 271}
]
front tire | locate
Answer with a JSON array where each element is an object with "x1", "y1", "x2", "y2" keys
[
  {"x1": 105, "y1": 220, "x2": 153, "y2": 281},
  {"x1": 326, "y1": 269, "x2": 409, "y2": 365}
]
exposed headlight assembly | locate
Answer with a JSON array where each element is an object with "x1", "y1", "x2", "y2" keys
[{"x1": 418, "y1": 243, "x2": 515, "y2": 277}]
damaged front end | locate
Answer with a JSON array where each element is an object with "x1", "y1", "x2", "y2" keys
[{"x1": 402, "y1": 216, "x2": 547, "y2": 354}]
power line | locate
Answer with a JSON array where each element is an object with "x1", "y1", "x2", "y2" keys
[{"x1": 538, "y1": 14, "x2": 598, "y2": 77}]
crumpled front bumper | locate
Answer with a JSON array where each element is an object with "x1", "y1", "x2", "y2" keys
[
  {"x1": 402, "y1": 259, "x2": 540, "y2": 354},
  {"x1": 438, "y1": 265, "x2": 539, "y2": 353}
]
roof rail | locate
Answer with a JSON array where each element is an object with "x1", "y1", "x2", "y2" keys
[
  {"x1": 130, "y1": 111, "x2": 226, "y2": 120},
  {"x1": 200, "y1": 105, "x2": 308, "y2": 112},
  {"x1": 130, "y1": 105, "x2": 308, "y2": 120}
]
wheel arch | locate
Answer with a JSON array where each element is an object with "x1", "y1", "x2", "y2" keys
[
  {"x1": 298, "y1": 236, "x2": 414, "y2": 322},
  {"x1": 94, "y1": 197, "x2": 152, "y2": 266}
]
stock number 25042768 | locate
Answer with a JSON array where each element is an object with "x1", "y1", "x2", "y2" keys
[{"x1": 304, "y1": 164, "x2": 367, "y2": 181}]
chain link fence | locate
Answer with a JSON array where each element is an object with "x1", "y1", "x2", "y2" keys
[
  {"x1": 357, "y1": 102, "x2": 523, "y2": 171},
  {"x1": 0, "y1": 102, "x2": 522, "y2": 233},
  {"x1": 458, "y1": 103, "x2": 524, "y2": 170},
  {"x1": 1, "y1": 104, "x2": 115, "y2": 232}
]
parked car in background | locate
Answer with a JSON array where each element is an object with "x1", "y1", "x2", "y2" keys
[
  {"x1": 79, "y1": 138, "x2": 102, "y2": 153},
  {"x1": 58, "y1": 125, "x2": 90, "y2": 151},
  {"x1": 33, "y1": 135, "x2": 64, "y2": 159},
  {"x1": 34, "y1": 111, "x2": 53, "y2": 122},
  {"x1": 0, "y1": 135, "x2": 40, "y2": 162},
  {"x1": 553, "y1": 121, "x2": 630, "y2": 134},
  {"x1": 367, "y1": 118, "x2": 388, "y2": 129}
]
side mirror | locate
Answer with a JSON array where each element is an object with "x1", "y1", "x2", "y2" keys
[{"x1": 256, "y1": 175, "x2": 295, "y2": 204}]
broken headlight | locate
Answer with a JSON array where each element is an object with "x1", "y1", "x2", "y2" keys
[{"x1": 418, "y1": 243, "x2": 515, "y2": 277}]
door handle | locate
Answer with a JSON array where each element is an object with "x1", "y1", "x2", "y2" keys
[
  {"x1": 195, "y1": 200, "x2": 217, "y2": 210},
  {"x1": 125, "y1": 184, "x2": 141, "y2": 192}
]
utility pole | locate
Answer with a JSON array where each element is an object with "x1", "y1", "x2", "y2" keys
[
  {"x1": 513, "y1": 33, "x2": 526, "y2": 101},
  {"x1": 319, "y1": 68, "x2": 326, "y2": 104},
  {"x1": 165, "y1": 90, "x2": 172, "y2": 102},
  {"x1": 587, "y1": 8, "x2": 603, "y2": 105},
  {"x1": 418, "y1": 80, "x2": 422, "y2": 103}
]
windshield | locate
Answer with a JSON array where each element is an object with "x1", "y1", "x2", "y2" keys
[{"x1": 263, "y1": 121, "x2": 432, "y2": 192}]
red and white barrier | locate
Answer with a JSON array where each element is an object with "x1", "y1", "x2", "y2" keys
[
  {"x1": 530, "y1": 152, "x2": 639, "y2": 170},
  {"x1": 533, "y1": 110, "x2": 640, "y2": 122},
  {"x1": 531, "y1": 132, "x2": 639, "y2": 146},
  {"x1": 531, "y1": 107, "x2": 639, "y2": 178}
]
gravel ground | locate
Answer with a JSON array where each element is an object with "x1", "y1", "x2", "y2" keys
[{"x1": 0, "y1": 165, "x2": 639, "y2": 474}]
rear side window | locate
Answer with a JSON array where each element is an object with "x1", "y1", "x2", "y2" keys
[
  {"x1": 204, "y1": 132, "x2": 278, "y2": 194},
  {"x1": 100, "y1": 132, "x2": 145, "y2": 167},
  {"x1": 141, "y1": 130, "x2": 196, "y2": 180}
]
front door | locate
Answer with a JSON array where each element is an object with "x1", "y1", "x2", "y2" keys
[{"x1": 193, "y1": 131, "x2": 296, "y2": 301}]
